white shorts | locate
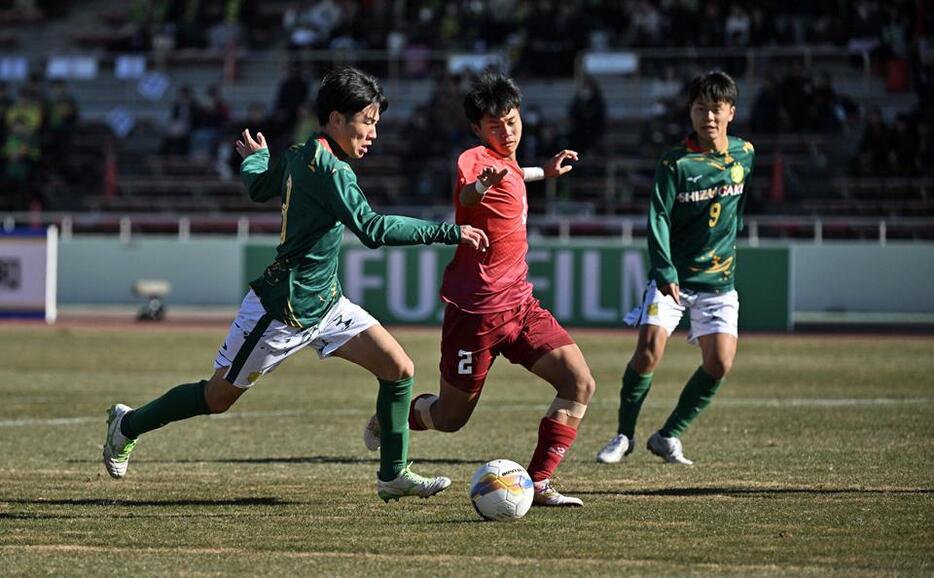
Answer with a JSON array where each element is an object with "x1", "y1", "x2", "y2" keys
[
  {"x1": 214, "y1": 290, "x2": 378, "y2": 388},
  {"x1": 624, "y1": 280, "x2": 739, "y2": 344}
]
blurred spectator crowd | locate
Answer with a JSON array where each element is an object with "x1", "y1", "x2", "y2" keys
[
  {"x1": 80, "y1": 1, "x2": 928, "y2": 79},
  {"x1": 98, "y1": 0, "x2": 934, "y2": 182},
  {"x1": 0, "y1": 76, "x2": 79, "y2": 209},
  {"x1": 0, "y1": 0, "x2": 932, "y2": 215},
  {"x1": 164, "y1": 62, "x2": 321, "y2": 183}
]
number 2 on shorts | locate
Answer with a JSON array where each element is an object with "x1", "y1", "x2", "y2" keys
[{"x1": 457, "y1": 349, "x2": 473, "y2": 375}]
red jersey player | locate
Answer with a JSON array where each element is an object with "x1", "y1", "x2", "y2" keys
[{"x1": 365, "y1": 73, "x2": 596, "y2": 507}]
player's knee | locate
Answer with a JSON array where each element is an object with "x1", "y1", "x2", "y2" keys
[
  {"x1": 631, "y1": 349, "x2": 661, "y2": 373},
  {"x1": 381, "y1": 355, "x2": 415, "y2": 382},
  {"x1": 398, "y1": 357, "x2": 415, "y2": 380},
  {"x1": 703, "y1": 357, "x2": 732, "y2": 379},
  {"x1": 395, "y1": 358, "x2": 415, "y2": 381},
  {"x1": 584, "y1": 374, "x2": 596, "y2": 401},
  {"x1": 574, "y1": 373, "x2": 596, "y2": 403}
]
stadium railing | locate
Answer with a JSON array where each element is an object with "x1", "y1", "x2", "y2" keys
[{"x1": 4, "y1": 212, "x2": 933, "y2": 244}]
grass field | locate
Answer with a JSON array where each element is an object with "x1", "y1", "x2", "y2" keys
[{"x1": 1, "y1": 323, "x2": 932, "y2": 576}]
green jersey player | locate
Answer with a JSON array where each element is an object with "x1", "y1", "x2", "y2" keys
[
  {"x1": 597, "y1": 71, "x2": 755, "y2": 466},
  {"x1": 102, "y1": 67, "x2": 489, "y2": 502}
]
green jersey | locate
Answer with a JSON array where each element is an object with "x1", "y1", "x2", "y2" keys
[
  {"x1": 648, "y1": 134, "x2": 755, "y2": 293},
  {"x1": 241, "y1": 133, "x2": 462, "y2": 328}
]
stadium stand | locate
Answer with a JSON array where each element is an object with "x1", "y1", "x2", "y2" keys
[{"x1": 0, "y1": 0, "x2": 931, "y2": 240}]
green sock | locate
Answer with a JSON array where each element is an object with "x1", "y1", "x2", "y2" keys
[
  {"x1": 376, "y1": 376, "x2": 413, "y2": 482},
  {"x1": 120, "y1": 381, "x2": 211, "y2": 439},
  {"x1": 618, "y1": 364, "x2": 654, "y2": 438},
  {"x1": 660, "y1": 367, "x2": 723, "y2": 438}
]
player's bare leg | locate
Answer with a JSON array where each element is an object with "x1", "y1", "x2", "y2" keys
[
  {"x1": 408, "y1": 378, "x2": 483, "y2": 432},
  {"x1": 332, "y1": 323, "x2": 414, "y2": 381},
  {"x1": 203, "y1": 367, "x2": 248, "y2": 412},
  {"x1": 530, "y1": 344, "x2": 594, "y2": 429},
  {"x1": 526, "y1": 344, "x2": 595, "y2": 506},
  {"x1": 698, "y1": 332, "x2": 737, "y2": 379},
  {"x1": 335, "y1": 324, "x2": 450, "y2": 500},
  {"x1": 631, "y1": 323, "x2": 670, "y2": 374},
  {"x1": 598, "y1": 324, "x2": 669, "y2": 464}
]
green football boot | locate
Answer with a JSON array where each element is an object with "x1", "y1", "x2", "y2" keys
[
  {"x1": 377, "y1": 464, "x2": 451, "y2": 502},
  {"x1": 103, "y1": 404, "x2": 137, "y2": 479}
]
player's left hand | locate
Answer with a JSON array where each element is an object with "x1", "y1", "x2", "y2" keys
[
  {"x1": 236, "y1": 129, "x2": 267, "y2": 159},
  {"x1": 544, "y1": 149, "x2": 579, "y2": 178},
  {"x1": 459, "y1": 225, "x2": 489, "y2": 252}
]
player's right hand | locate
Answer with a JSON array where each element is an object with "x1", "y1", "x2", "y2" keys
[
  {"x1": 236, "y1": 129, "x2": 268, "y2": 159},
  {"x1": 660, "y1": 282, "x2": 681, "y2": 305},
  {"x1": 459, "y1": 225, "x2": 489, "y2": 252},
  {"x1": 477, "y1": 166, "x2": 508, "y2": 189}
]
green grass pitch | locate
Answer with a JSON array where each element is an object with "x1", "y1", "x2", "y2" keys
[{"x1": 1, "y1": 324, "x2": 932, "y2": 576}]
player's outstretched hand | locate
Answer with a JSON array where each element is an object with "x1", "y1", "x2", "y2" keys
[
  {"x1": 236, "y1": 129, "x2": 268, "y2": 159},
  {"x1": 459, "y1": 225, "x2": 489, "y2": 252},
  {"x1": 544, "y1": 149, "x2": 579, "y2": 178},
  {"x1": 478, "y1": 166, "x2": 508, "y2": 189},
  {"x1": 660, "y1": 282, "x2": 681, "y2": 305}
]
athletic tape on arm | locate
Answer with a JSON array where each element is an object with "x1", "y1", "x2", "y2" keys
[
  {"x1": 547, "y1": 397, "x2": 588, "y2": 419},
  {"x1": 522, "y1": 167, "x2": 545, "y2": 182}
]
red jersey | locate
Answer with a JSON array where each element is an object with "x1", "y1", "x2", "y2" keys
[{"x1": 440, "y1": 145, "x2": 534, "y2": 313}]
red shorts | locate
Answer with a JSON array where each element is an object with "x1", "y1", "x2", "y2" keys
[{"x1": 440, "y1": 296, "x2": 575, "y2": 394}]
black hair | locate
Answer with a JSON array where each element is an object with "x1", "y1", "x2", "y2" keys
[
  {"x1": 463, "y1": 72, "x2": 522, "y2": 125},
  {"x1": 315, "y1": 66, "x2": 388, "y2": 126},
  {"x1": 688, "y1": 71, "x2": 738, "y2": 106}
]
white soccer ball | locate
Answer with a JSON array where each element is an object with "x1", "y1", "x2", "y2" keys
[{"x1": 468, "y1": 459, "x2": 534, "y2": 521}]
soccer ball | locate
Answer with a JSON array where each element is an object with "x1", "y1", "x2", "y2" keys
[{"x1": 469, "y1": 459, "x2": 534, "y2": 521}]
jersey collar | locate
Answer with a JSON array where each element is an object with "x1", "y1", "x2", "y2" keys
[
  {"x1": 311, "y1": 131, "x2": 346, "y2": 160},
  {"x1": 480, "y1": 143, "x2": 520, "y2": 170},
  {"x1": 684, "y1": 133, "x2": 729, "y2": 155}
]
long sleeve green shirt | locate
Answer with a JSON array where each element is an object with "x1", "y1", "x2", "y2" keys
[
  {"x1": 241, "y1": 133, "x2": 461, "y2": 328},
  {"x1": 648, "y1": 134, "x2": 755, "y2": 293}
]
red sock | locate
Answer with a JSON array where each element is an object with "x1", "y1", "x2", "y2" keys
[
  {"x1": 527, "y1": 417, "x2": 578, "y2": 482},
  {"x1": 408, "y1": 393, "x2": 434, "y2": 431}
]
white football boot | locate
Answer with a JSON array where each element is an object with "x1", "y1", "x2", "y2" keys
[
  {"x1": 532, "y1": 479, "x2": 583, "y2": 507},
  {"x1": 647, "y1": 431, "x2": 693, "y2": 465},
  {"x1": 363, "y1": 414, "x2": 380, "y2": 451},
  {"x1": 377, "y1": 464, "x2": 451, "y2": 502},
  {"x1": 596, "y1": 433, "x2": 635, "y2": 464},
  {"x1": 103, "y1": 404, "x2": 137, "y2": 479}
]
